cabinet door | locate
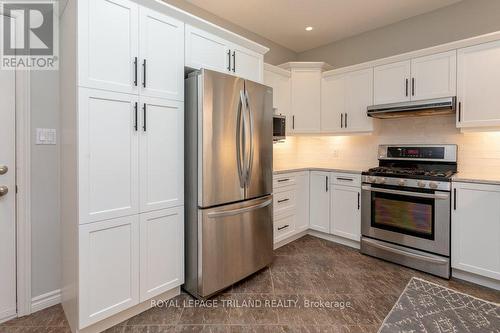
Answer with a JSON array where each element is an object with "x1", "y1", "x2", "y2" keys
[
  {"x1": 263, "y1": 67, "x2": 291, "y2": 129},
  {"x1": 309, "y1": 172, "x2": 330, "y2": 233},
  {"x1": 232, "y1": 46, "x2": 263, "y2": 83},
  {"x1": 295, "y1": 172, "x2": 310, "y2": 232},
  {"x1": 291, "y1": 69, "x2": 321, "y2": 133},
  {"x1": 139, "y1": 97, "x2": 183, "y2": 213},
  {"x1": 139, "y1": 7, "x2": 184, "y2": 101},
  {"x1": 140, "y1": 207, "x2": 183, "y2": 301},
  {"x1": 79, "y1": 216, "x2": 139, "y2": 328},
  {"x1": 330, "y1": 185, "x2": 361, "y2": 241},
  {"x1": 457, "y1": 40, "x2": 500, "y2": 128},
  {"x1": 274, "y1": 211, "x2": 296, "y2": 243},
  {"x1": 79, "y1": 0, "x2": 139, "y2": 94},
  {"x1": 321, "y1": 73, "x2": 345, "y2": 133},
  {"x1": 373, "y1": 60, "x2": 411, "y2": 104},
  {"x1": 411, "y1": 51, "x2": 456, "y2": 101},
  {"x1": 345, "y1": 68, "x2": 373, "y2": 132},
  {"x1": 79, "y1": 88, "x2": 139, "y2": 223},
  {"x1": 185, "y1": 25, "x2": 230, "y2": 73},
  {"x1": 452, "y1": 183, "x2": 500, "y2": 280}
]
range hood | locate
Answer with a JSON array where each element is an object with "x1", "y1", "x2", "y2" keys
[{"x1": 367, "y1": 97, "x2": 456, "y2": 119}]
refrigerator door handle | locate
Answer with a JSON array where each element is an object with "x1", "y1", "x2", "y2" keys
[
  {"x1": 236, "y1": 90, "x2": 247, "y2": 188},
  {"x1": 244, "y1": 90, "x2": 254, "y2": 187},
  {"x1": 207, "y1": 197, "x2": 272, "y2": 218}
]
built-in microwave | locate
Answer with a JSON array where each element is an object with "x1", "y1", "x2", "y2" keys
[{"x1": 273, "y1": 115, "x2": 286, "y2": 141}]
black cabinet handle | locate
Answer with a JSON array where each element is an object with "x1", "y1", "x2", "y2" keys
[
  {"x1": 325, "y1": 176, "x2": 329, "y2": 192},
  {"x1": 453, "y1": 188, "x2": 457, "y2": 210},
  {"x1": 277, "y1": 198, "x2": 290, "y2": 203},
  {"x1": 345, "y1": 113, "x2": 348, "y2": 128},
  {"x1": 458, "y1": 102, "x2": 462, "y2": 122},
  {"x1": 412, "y1": 78, "x2": 415, "y2": 96},
  {"x1": 134, "y1": 102, "x2": 138, "y2": 131},
  {"x1": 232, "y1": 51, "x2": 236, "y2": 72},
  {"x1": 227, "y1": 50, "x2": 231, "y2": 71},
  {"x1": 277, "y1": 225, "x2": 289, "y2": 231},
  {"x1": 357, "y1": 192, "x2": 360, "y2": 210},
  {"x1": 405, "y1": 78, "x2": 409, "y2": 97},
  {"x1": 292, "y1": 115, "x2": 295, "y2": 129},
  {"x1": 142, "y1": 59, "x2": 147, "y2": 88},
  {"x1": 142, "y1": 103, "x2": 147, "y2": 132},
  {"x1": 277, "y1": 178, "x2": 290, "y2": 183},
  {"x1": 336, "y1": 177, "x2": 353, "y2": 182},
  {"x1": 341, "y1": 113, "x2": 343, "y2": 128},
  {"x1": 133, "y1": 57, "x2": 138, "y2": 86}
]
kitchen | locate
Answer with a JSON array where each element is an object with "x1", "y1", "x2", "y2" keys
[{"x1": 0, "y1": 0, "x2": 499, "y2": 332}]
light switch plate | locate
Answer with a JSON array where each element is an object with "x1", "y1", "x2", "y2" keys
[{"x1": 36, "y1": 128, "x2": 57, "y2": 145}]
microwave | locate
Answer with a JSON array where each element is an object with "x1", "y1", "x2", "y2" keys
[{"x1": 273, "y1": 115, "x2": 286, "y2": 141}]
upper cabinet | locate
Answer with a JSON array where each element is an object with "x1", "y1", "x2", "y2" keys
[
  {"x1": 322, "y1": 68, "x2": 373, "y2": 133},
  {"x1": 457, "y1": 40, "x2": 500, "y2": 129},
  {"x1": 264, "y1": 64, "x2": 291, "y2": 127},
  {"x1": 374, "y1": 51, "x2": 456, "y2": 105},
  {"x1": 185, "y1": 25, "x2": 264, "y2": 83}
]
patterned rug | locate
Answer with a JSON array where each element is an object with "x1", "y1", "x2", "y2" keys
[{"x1": 379, "y1": 277, "x2": 500, "y2": 333}]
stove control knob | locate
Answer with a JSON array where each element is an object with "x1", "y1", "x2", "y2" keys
[
  {"x1": 397, "y1": 179, "x2": 406, "y2": 186},
  {"x1": 377, "y1": 177, "x2": 386, "y2": 184},
  {"x1": 429, "y1": 181, "x2": 438, "y2": 189},
  {"x1": 417, "y1": 180, "x2": 427, "y2": 188}
]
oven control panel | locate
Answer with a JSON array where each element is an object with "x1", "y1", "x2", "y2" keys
[{"x1": 362, "y1": 176, "x2": 451, "y2": 191}]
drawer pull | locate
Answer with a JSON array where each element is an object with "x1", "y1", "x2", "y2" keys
[
  {"x1": 336, "y1": 177, "x2": 354, "y2": 182},
  {"x1": 277, "y1": 198, "x2": 290, "y2": 203},
  {"x1": 277, "y1": 225, "x2": 289, "y2": 231},
  {"x1": 277, "y1": 178, "x2": 290, "y2": 183}
]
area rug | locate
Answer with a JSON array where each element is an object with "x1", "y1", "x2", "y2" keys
[{"x1": 378, "y1": 277, "x2": 500, "y2": 333}]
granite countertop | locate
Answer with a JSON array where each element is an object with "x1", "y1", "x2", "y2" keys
[{"x1": 452, "y1": 172, "x2": 500, "y2": 186}]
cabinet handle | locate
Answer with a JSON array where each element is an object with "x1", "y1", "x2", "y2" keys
[
  {"x1": 345, "y1": 113, "x2": 348, "y2": 128},
  {"x1": 412, "y1": 78, "x2": 415, "y2": 96},
  {"x1": 336, "y1": 177, "x2": 353, "y2": 182},
  {"x1": 341, "y1": 113, "x2": 343, "y2": 128},
  {"x1": 453, "y1": 188, "x2": 457, "y2": 210},
  {"x1": 325, "y1": 176, "x2": 329, "y2": 192},
  {"x1": 277, "y1": 198, "x2": 290, "y2": 203},
  {"x1": 134, "y1": 102, "x2": 138, "y2": 131},
  {"x1": 358, "y1": 192, "x2": 360, "y2": 210},
  {"x1": 232, "y1": 51, "x2": 236, "y2": 72},
  {"x1": 277, "y1": 178, "x2": 290, "y2": 183},
  {"x1": 142, "y1": 103, "x2": 147, "y2": 132},
  {"x1": 277, "y1": 225, "x2": 289, "y2": 231},
  {"x1": 405, "y1": 78, "x2": 409, "y2": 97},
  {"x1": 292, "y1": 115, "x2": 295, "y2": 129},
  {"x1": 133, "y1": 57, "x2": 138, "y2": 86},
  {"x1": 227, "y1": 50, "x2": 231, "y2": 71},
  {"x1": 458, "y1": 102, "x2": 462, "y2": 122},
  {"x1": 142, "y1": 59, "x2": 147, "y2": 88}
]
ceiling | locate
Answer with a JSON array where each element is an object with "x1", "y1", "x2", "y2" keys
[{"x1": 186, "y1": 0, "x2": 462, "y2": 52}]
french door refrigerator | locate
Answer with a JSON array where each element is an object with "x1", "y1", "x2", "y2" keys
[{"x1": 184, "y1": 69, "x2": 274, "y2": 298}]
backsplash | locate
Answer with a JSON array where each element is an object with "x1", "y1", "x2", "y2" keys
[{"x1": 274, "y1": 115, "x2": 500, "y2": 173}]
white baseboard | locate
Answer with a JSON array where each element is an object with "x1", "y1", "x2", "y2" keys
[
  {"x1": 307, "y1": 230, "x2": 360, "y2": 249},
  {"x1": 452, "y1": 269, "x2": 500, "y2": 291},
  {"x1": 0, "y1": 308, "x2": 17, "y2": 324},
  {"x1": 31, "y1": 289, "x2": 61, "y2": 313}
]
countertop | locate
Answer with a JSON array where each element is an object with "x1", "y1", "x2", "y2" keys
[
  {"x1": 273, "y1": 162, "x2": 372, "y2": 175},
  {"x1": 452, "y1": 172, "x2": 500, "y2": 186}
]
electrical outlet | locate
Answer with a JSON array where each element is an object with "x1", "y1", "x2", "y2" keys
[
  {"x1": 332, "y1": 149, "x2": 339, "y2": 158},
  {"x1": 36, "y1": 128, "x2": 57, "y2": 145}
]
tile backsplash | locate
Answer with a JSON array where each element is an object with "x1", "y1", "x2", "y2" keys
[{"x1": 274, "y1": 115, "x2": 500, "y2": 173}]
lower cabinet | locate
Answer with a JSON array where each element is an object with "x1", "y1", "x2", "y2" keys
[
  {"x1": 309, "y1": 171, "x2": 330, "y2": 233},
  {"x1": 452, "y1": 182, "x2": 500, "y2": 281},
  {"x1": 274, "y1": 211, "x2": 296, "y2": 242},
  {"x1": 330, "y1": 184, "x2": 361, "y2": 241}
]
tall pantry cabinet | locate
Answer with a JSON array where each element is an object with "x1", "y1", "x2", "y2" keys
[{"x1": 61, "y1": 0, "x2": 184, "y2": 331}]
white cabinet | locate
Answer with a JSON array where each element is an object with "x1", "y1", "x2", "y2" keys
[
  {"x1": 185, "y1": 25, "x2": 264, "y2": 82},
  {"x1": 264, "y1": 64, "x2": 291, "y2": 120},
  {"x1": 330, "y1": 183, "x2": 361, "y2": 242},
  {"x1": 457, "y1": 40, "x2": 500, "y2": 128},
  {"x1": 374, "y1": 60, "x2": 411, "y2": 104},
  {"x1": 139, "y1": 97, "x2": 184, "y2": 213},
  {"x1": 290, "y1": 68, "x2": 322, "y2": 133},
  {"x1": 140, "y1": 207, "x2": 184, "y2": 302},
  {"x1": 295, "y1": 172, "x2": 310, "y2": 232},
  {"x1": 78, "y1": 88, "x2": 139, "y2": 223},
  {"x1": 452, "y1": 182, "x2": 500, "y2": 281},
  {"x1": 374, "y1": 51, "x2": 456, "y2": 105},
  {"x1": 309, "y1": 171, "x2": 330, "y2": 233},
  {"x1": 79, "y1": 216, "x2": 140, "y2": 328},
  {"x1": 139, "y1": 7, "x2": 184, "y2": 100},
  {"x1": 411, "y1": 51, "x2": 456, "y2": 100},
  {"x1": 79, "y1": 0, "x2": 139, "y2": 94},
  {"x1": 321, "y1": 68, "x2": 373, "y2": 133}
]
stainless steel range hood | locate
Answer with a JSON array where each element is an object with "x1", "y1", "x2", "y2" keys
[{"x1": 367, "y1": 97, "x2": 456, "y2": 119}]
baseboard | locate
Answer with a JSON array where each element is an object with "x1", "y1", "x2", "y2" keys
[
  {"x1": 307, "y1": 230, "x2": 360, "y2": 249},
  {"x1": 452, "y1": 269, "x2": 500, "y2": 291},
  {"x1": 31, "y1": 289, "x2": 61, "y2": 313},
  {"x1": 0, "y1": 308, "x2": 17, "y2": 324},
  {"x1": 274, "y1": 229, "x2": 308, "y2": 249}
]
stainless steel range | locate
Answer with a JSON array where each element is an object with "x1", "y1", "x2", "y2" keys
[{"x1": 361, "y1": 144, "x2": 457, "y2": 278}]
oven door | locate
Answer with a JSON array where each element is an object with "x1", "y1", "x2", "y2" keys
[{"x1": 361, "y1": 184, "x2": 450, "y2": 256}]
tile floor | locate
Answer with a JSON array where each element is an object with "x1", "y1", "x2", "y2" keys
[{"x1": 2, "y1": 235, "x2": 499, "y2": 333}]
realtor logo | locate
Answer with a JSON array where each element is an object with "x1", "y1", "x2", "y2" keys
[{"x1": 1, "y1": 1, "x2": 58, "y2": 70}]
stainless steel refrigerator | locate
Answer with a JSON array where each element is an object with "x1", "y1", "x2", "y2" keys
[{"x1": 184, "y1": 69, "x2": 274, "y2": 298}]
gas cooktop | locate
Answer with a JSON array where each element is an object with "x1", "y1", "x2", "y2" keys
[{"x1": 363, "y1": 166, "x2": 456, "y2": 181}]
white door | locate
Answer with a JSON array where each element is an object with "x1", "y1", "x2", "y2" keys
[
  {"x1": 309, "y1": 172, "x2": 330, "y2": 233},
  {"x1": 232, "y1": 46, "x2": 263, "y2": 83},
  {"x1": 0, "y1": 50, "x2": 16, "y2": 323},
  {"x1": 345, "y1": 68, "x2": 373, "y2": 132},
  {"x1": 140, "y1": 207, "x2": 183, "y2": 301},
  {"x1": 452, "y1": 182, "x2": 500, "y2": 280},
  {"x1": 330, "y1": 185, "x2": 361, "y2": 241},
  {"x1": 411, "y1": 51, "x2": 456, "y2": 100},
  {"x1": 79, "y1": 0, "x2": 139, "y2": 94},
  {"x1": 373, "y1": 60, "x2": 411, "y2": 104},
  {"x1": 139, "y1": 97, "x2": 183, "y2": 213},
  {"x1": 263, "y1": 66, "x2": 291, "y2": 129},
  {"x1": 79, "y1": 88, "x2": 139, "y2": 223},
  {"x1": 185, "y1": 25, "x2": 230, "y2": 73},
  {"x1": 79, "y1": 216, "x2": 140, "y2": 328},
  {"x1": 291, "y1": 69, "x2": 321, "y2": 133},
  {"x1": 295, "y1": 172, "x2": 310, "y2": 232},
  {"x1": 457, "y1": 40, "x2": 500, "y2": 128},
  {"x1": 139, "y1": 8, "x2": 184, "y2": 101},
  {"x1": 321, "y1": 73, "x2": 345, "y2": 133}
]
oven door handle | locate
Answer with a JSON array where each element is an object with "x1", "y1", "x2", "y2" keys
[{"x1": 361, "y1": 185, "x2": 449, "y2": 200}]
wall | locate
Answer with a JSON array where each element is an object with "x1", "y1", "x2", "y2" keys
[
  {"x1": 161, "y1": 0, "x2": 297, "y2": 65},
  {"x1": 274, "y1": 116, "x2": 500, "y2": 178},
  {"x1": 298, "y1": 0, "x2": 500, "y2": 68}
]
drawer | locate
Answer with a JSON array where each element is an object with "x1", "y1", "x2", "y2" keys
[
  {"x1": 274, "y1": 212, "x2": 296, "y2": 242},
  {"x1": 273, "y1": 188, "x2": 297, "y2": 215},
  {"x1": 330, "y1": 172, "x2": 361, "y2": 187},
  {"x1": 273, "y1": 174, "x2": 297, "y2": 189}
]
